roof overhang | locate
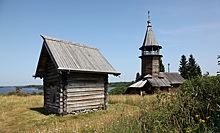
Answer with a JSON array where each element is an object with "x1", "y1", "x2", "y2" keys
[
  {"x1": 129, "y1": 80, "x2": 147, "y2": 88},
  {"x1": 34, "y1": 35, "x2": 120, "y2": 78},
  {"x1": 147, "y1": 78, "x2": 171, "y2": 87},
  {"x1": 58, "y1": 67, "x2": 121, "y2": 76}
]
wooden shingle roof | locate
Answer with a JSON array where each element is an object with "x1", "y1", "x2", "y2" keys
[
  {"x1": 147, "y1": 78, "x2": 171, "y2": 87},
  {"x1": 139, "y1": 17, "x2": 162, "y2": 50},
  {"x1": 129, "y1": 80, "x2": 147, "y2": 88},
  {"x1": 142, "y1": 22, "x2": 159, "y2": 47},
  {"x1": 128, "y1": 72, "x2": 184, "y2": 88},
  {"x1": 159, "y1": 72, "x2": 185, "y2": 84},
  {"x1": 34, "y1": 35, "x2": 120, "y2": 77}
]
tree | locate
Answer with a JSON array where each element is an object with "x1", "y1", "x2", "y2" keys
[
  {"x1": 179, "y1": 54, "x2": 202, "y2": 79},
  {"x1": 196, "y1": 65, "x2": 202, "y2": 77},
  {"x1": 218, "y1": 55, "x2": 220, "y2": 75},
  {"x1": 159, "y1": 59, "x2": 165, "y2": 72},
  {"x1": 135, "y1": 72, "x2": 141, "y2": 81},
  {"x1": 187, "y1": 54, "x2": 202, "y2": 79},
  {"x1": 179, "y1": 55, "x2": 188, "y2": 79}
]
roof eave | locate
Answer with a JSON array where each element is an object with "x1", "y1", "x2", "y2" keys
[{"x1": 58, "y1": 68, "x2": 121, "y2": 76}]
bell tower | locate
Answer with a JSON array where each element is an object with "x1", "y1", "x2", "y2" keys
[{"x1": 139, "y1": 11, "x2": 162, "y2": 78}]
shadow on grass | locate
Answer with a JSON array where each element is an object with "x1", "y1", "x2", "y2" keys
[{"x1": 30, "y1": 107, "x2": 48, "y2": 115}]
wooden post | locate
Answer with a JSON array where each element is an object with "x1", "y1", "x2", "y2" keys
[
  {"x1": 60, "y1": 72, "x2": 67, "y2": 115},
  {"x1": 104, "y1": 75, "x2": 108, "y2": 110},
  {"x1": 43, "y1": 77, "x2": 47, "y2": 113}
]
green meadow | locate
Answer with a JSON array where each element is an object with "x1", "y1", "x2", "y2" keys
[{"x1": 0, "y1": 76, "x2": 220, "y2": 133}]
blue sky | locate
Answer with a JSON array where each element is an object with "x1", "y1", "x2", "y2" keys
[{"x1": 0, "y1": 0, "x2": 220, "y2": 86}]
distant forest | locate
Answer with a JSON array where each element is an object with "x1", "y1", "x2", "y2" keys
[
  {"x1": 0, "y1": 85, "x2": 44, "y2": 90},
  {"x1": 0, "y1": 82, "x2": 131, "y2": 90},
  {"x1": 109, "y1": 82, "x2": 132, "y2": 88}
]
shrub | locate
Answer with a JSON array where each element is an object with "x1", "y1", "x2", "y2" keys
[
  {"x1": 139, "y1": 76, "x2": 220, "y2": 132},
  {"x1": 180, "y1": 76, "x2": 220, "y2": 132},
  {"x1": 7, "y1": 91, "x2": 30, "y2": 96}
]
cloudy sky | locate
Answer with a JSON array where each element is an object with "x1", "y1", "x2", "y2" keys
[{"x1": 0, "y1": 0, "x2": 220, "y2": 86}]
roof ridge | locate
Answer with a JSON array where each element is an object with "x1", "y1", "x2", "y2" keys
[
  {"x1": 40, "y1": 35, "x2": 99, "y2": 50},
  {"x1": 161, "y1": 72, "x2": 180, "y2": 74}
]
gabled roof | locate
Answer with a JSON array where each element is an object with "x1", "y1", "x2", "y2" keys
[
  {"x1": 34, "y1": 35, "x2": 120, "y2": 77},
  {"x1": 147, "y1": 78, "x2": 171, "y2": 87},
  {"x1": 159, "y1": 72, "x2": 185, "y2": 84},
  {"x1": 128, "y1": 72, "x2": 184, "y2": 88},
  {"x1": 144, "y1": 74, "x2": 153, "y2": 79},
  {"x1": 129, "y1": 80, "x2": 147, "y2": 88}
]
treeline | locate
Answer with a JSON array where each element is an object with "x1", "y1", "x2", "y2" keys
[
  {"x1": 109, "y1": 82, "x2": 133, "y2": 95},
  {"x1": 109, "y1": 82, "x2": 132, "y2": 88},
  {"x1": 16, "y1": 85, "x2": 43, "y2": 90}
]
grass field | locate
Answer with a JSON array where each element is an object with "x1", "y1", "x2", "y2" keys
[
  {"x1": 0, "y1": 95, "x2": 156, "y2": 133},
  {"x1": 1, "y1": 76, "x2": 219, "y2": 132}
]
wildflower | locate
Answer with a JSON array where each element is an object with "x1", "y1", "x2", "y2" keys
[
  {"x1": 195, "y1": 114, "x2": 199, "y2": 118},
  {"x1": 206, "y1": 116, "x2": 210, "y2": 120},
  {"x1": 186, "y1": 127, "x2": 192, "y2": 133},
  {"x1": 199, "y1": 119, "x2": 205, "y2": 123}
]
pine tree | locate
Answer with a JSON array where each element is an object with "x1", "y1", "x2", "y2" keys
[
  {"x1": 218, "y1": 55, "x2": 220, "y2": 75},
  {"x1": 159, "y1": 59, "x2": 165, "y2": 72},
  {"x1": 187, "y1": 54, "x2": 201, "y2": 79},
  {"x1": 179, "y1": 54, "x2": 202, "y2": 79},
  {"x1": 179, "y1": 55, "x2": 188, "y2": 79},
  {"x1": 135, "y1": 72, "x2": 141, "y2": 81},
  {"x1": 196, "y1": 65, "x2": 202, "y2": 77}
]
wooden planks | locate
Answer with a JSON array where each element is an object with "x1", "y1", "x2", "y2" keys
[
  {"x1": 43, "y1": 58, "x2": 61, "y2": 114},
  {"x1": 43, "y1": 65, "x2": 109, "y2": 115},
  {"x1": 65, "y1": 73, "x2": 107, "y2": 113}
]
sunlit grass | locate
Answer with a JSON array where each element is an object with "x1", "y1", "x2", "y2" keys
[
  {"x1": 0, "y1": 95, "x2": 156, "y2": 133},
  {"x1": 109, "y1": 94, "x2": 156, "y2": 106}
]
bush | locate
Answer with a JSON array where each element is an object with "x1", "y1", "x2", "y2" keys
[
  {"x1": 180, "y1": 76, "x2": 220, "y2": 132},
  {"x1": 139, "y1": 76, "x2": 220, "y2": 132},
  {"x1": 7, "y1": 91, "x2": 30, "y2": 96}
]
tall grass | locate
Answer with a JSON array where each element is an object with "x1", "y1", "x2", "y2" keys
[
  {"x1": 138, "y1": 76, "x2": 220, "y2": 132},
  {"x1": 0, "y1": 95, "x2": 154, "y2": 133},
  {"x1": 1, "y1": 76, "x2": 219, "y2": 133}
]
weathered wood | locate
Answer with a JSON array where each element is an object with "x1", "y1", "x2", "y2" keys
[
  {"x1": 43, "y1": 64, "x2": 109, "y2": 115},
  {"x1": 68, "y1": 82, "x2": 104, "y2": 89},
  {"x1": 46, "y1": 74, "x2": 59, "y2": 80},
  {"x1": 43, "y1": 58, "x2": 62, "y2": 114},
  {"x1": 67, "y1": 101, "x2": 104, "y2": 108},
  {"x1": 67, "y1": 99, "x2": 103, "y2": 105},
  {"x1": 104, "y1": 75, "x2": 108, "y2": 110},
  {"x1": 67, "y1": 95, "x2": 104, "y2": 101},
  {"x1": 67, "y1": 88, "x2": 104, "y2": 92},
  {"x1": 67, "y1": 91, "x2": 104, "y2": 97},
  {"x1": 67, "y1": 105, "x2": 103, "y2": 113}
]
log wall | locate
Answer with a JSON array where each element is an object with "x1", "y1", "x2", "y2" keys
[
  {"x1": 43, "y1": 59, "x2": 61, "y2": 114},
  {"x1": 66, "y1": 73, "x2": 108, "y2": 113},
  {"x1": 43, "y1": 58, "x2": 109, "y2": 115}
]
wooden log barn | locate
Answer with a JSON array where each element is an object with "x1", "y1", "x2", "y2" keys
[{"x1": 33, "y1": 35, "x2": 120, "y2": 115}]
